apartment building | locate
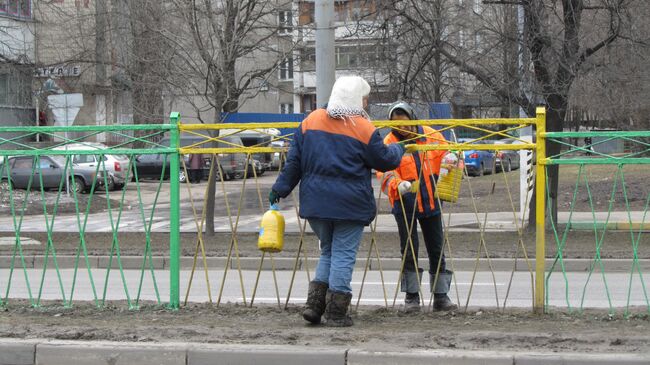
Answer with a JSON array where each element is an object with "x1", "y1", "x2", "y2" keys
[
  {"x1": 288, "y1": 0, "x2": 395, "y2": 113},
  {"x1": 33, "y1": 0, "x2": 134, "y2": 141},
  {"x1": 0, "y1": 0, "x2": 35, "y2": 129}
]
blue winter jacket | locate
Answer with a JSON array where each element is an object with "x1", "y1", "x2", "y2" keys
[{"x1": 272, "y1": 109, "x2": 404, "y2": 225}]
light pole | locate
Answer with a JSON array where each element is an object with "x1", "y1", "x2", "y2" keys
[{"x1": 315, "y1": 0, "x2": 335, "y2": 108}]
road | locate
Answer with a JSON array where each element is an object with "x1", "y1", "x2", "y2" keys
[{"x1": 1, "y1": 268, "x2": 647, "y2": 309}]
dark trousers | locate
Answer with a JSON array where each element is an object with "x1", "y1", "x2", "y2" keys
[
  {"x1": 189, "y1": 169, "x2": 202, "y2": 183},
  {"x1": 395, "y1": 213, "x2": 446, "y2": 275}
]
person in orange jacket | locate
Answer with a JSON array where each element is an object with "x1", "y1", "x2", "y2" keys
[{"x1": 378, "y1": 101, "x2": 458, "y2": 312}]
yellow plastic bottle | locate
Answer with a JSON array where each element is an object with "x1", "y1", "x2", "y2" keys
[{"x1": 257, "y1": 204, "x2": 285, "y2": 253}]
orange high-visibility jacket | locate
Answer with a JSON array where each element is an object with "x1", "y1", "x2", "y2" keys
[{"x1": 377, "y1": 125, "x2": 448, "y2": 216}]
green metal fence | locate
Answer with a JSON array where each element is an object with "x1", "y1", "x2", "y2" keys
[
  {"x1": 541, "y1": 131, "x2": 650, "y2": 315},
  {"x1": 2, "y1": 112, "x2": 649, "y2": 315},
  {"x1": 0, "y1": 117, "x2": 179, "y2": 309}
]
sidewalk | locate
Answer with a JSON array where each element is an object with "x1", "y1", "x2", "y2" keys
[{"x1": 1, "y1": 339, "x2": 648, "y2": 365}]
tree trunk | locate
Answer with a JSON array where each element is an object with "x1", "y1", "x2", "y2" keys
[
  {"x1": 528, "y1": 93, "x2": 567, "y2": 228},
  {"x1": 204, "y1": 84, "x2": 239, "y2": 236}
]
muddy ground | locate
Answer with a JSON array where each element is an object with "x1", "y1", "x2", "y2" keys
[
  {"x1": 1, "y1": 229, "x2": 646, "y2": 260},
  {"x1": 1, "y1": 302, "x2": 649, "y2": 353},
  {"x1": 0, "y1": 166, "x2": 647, "y2": 353}
]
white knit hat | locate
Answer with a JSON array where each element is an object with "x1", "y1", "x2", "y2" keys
[{"x1": 326, "y1": 76, "x2": 371, "y2": 119}]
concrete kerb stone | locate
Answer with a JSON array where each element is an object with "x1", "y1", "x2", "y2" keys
[
  {"x1": 0, "y1": 255, "x2": 34, "y2": 269},
  {"x1": 1, "y1": 340, "x2": 650, "y2": 365},
  {"x1": 33, "y1": 255, "x2": 96, "y2": 269},
  {"x1": 188, "y1": 344, "x2": 346, "y2": 365},
  {"x1": 347, "y1": 349, "x2": 514, "y2": 365},
  {"x1": 175, "y1": 256, "x2": 229, "y2": 270},
  {"x1": 233, "y1": 256, "x2": 302, "y2": 271},
  {"x1": 34, "y1": 341, "x2": 186, "y2": 365},
  {"x1": 513, "y1": 352, "x2": 650, "y2": 365},
  {"x1": 0, "y1": 339, "x2": 37, "y2": 365},
  {"x1": 96, "y1": 255, "x2": 164, "y2": 270},
  {"x1": 3, "y1": 256, "x2": 650, "y2": 272}
]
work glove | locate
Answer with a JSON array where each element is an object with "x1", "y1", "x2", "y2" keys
[
  {"x1": 269, "y1": 190, "x2": 280, "y2": 205},
  {"x1": 442, "y1": 152, "x2": 459, "y2": 166},
  {"x1": 397, "y1": 181, "x2": 412, "y2": 195}
]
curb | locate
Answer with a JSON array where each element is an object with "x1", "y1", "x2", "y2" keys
[
  {"x1": 1, "y1": 255, "x2": 649, "y2": 272},
  {"x1": 567, "y1": 221, "x2": 648, "y2": 231},
  {"x1": 1, "y1": 339, "x2": 648, "y2": 365}
]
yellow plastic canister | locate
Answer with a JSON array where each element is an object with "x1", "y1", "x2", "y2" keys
[
  {"x1": 258, "y1": 204, "x2": 285, "y2": 253},
  {"x1": 435, "y1": 160, "x2": 464, "y2": 203}
]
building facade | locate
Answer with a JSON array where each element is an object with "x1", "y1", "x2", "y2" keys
[{"x1": 0, "y1": 0, "x2": 36, "y2": 132}]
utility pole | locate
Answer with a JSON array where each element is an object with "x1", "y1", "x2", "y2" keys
[{"x1": 315, "y1": 0, "x2": 335, "y2": 107}]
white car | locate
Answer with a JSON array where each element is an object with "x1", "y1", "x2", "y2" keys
[{"x1": 52, "y1": 142, "x2": 131, "y2": 190}]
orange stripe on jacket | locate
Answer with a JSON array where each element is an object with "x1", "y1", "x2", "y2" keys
[
  {"x1": 379, "y1": 126, "x2": 448, "y2": 212},
  {"x1": 301, "y1": 109, "x2": 376, "y2": 145}
]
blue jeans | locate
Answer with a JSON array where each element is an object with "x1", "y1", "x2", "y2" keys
[{"x1": 308, "y1": 218, "x2": 365, "y2": 293}]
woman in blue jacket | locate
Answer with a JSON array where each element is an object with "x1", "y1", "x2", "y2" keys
[{"x1": 270, "y1": 76, "x2": 404, "y2": 326}]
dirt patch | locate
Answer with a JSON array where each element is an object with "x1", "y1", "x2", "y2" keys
[
  {"x1": 1, "y1": 301, "x2": 649, "y2": 353},
  {"x1": 0, "y1": 190, "x2": 118, "y2": 216},
  {"x1": 1, "y1": 229, "x2": 646, "y2": 260},
  {"x1": 428, "y1": 165, "x2": 649, "y2": 214}
]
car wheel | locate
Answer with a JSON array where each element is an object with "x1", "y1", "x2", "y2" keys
[
  {"x1": 179, "y1": 170, "x2": 187, "y2": 183},
  {"x1": 504, "y1": 159, "x2": 512, "y2": 173},
  {"x1": 218, "y1": 167, "x2": 231, "y2": 181},
  {"x1": 0, "y1": 178, "x2": 11, "y2": 191},
  {"x1": 105, "y1": 176, "x2": 116, "y2": 191},
  {"x1": 478, "y1": 163, "x2": 484, "y2": 176},
  {"x1": 71, "y1": 176, "x2": 86, "y2": 194}
]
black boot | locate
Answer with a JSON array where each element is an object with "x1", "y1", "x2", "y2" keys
[
  {"x1": 324, "y1": 290, "x2": 353, "y2": 327},
  {"x1": 404, "y1": 292, "x2": 421, "y2": 313},
  {"x1": 433, "y1": 293, "x2": 457, "y2": 311},
  {"x1": 431, "y1": 270, "x2": 458, "y2": 311},
  {"x1": 303, "y1": 281, "x2": 328, "y2": 324},
  {"x1": 401, "y1": 269, "x2": 423, "y2": 313}
]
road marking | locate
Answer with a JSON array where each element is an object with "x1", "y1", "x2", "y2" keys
[
  {"x1": 352, "y1": 281, "x2": 505, "y2": 286},
  {"x1": 0, "y1": 236, "x2": 41, "y2": 246}
]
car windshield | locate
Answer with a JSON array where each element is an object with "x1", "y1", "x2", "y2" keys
[{"x1": 49, "y1": 156, "x2": 66, "y2": 166}]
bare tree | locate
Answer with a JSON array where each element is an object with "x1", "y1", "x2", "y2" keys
[
  {"x1": 387, "y1": 0, "x2": 640, "y2": 223},
  {"x1": 166, "y1": 0, "x2": 291, "y2": 234}
]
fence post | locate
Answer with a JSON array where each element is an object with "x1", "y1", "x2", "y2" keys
[
  {"x1": 534, "y1": 107, "x2": 546, "y2": 314},
  {"x1": 168, "y1": 112, "x2": 181, "y2": 309}
]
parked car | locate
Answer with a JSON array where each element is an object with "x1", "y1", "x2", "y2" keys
[
  {"x1": 0, "y1": 155, "x2": 104, "y2": 194},
  {"x1": 270, "y1": 140, "x2": 288, "y2": 171},
  {"x1": 246, "y1": 158, "x2": 264, "y2": 178},
  {"x1": 52, "y1": 143, "x2": 131, "y2": 190},
  {"x1": 134, "y1": 135, "x2": 247, "y2": 182},
  {"x1": 490, "y1": 140, "x2": 521, "y2": 172},
  {"x1": 457, "y1": 139, "x2": 496, "y2": 176}
]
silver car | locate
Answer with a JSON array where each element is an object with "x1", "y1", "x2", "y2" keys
[{"x1": 0, "y1": 155, "x2": 104, "y2": 194}]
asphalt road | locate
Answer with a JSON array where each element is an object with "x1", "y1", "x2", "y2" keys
[{"x1": 2, "y1": 268, "x2": 647, "y2": 310}]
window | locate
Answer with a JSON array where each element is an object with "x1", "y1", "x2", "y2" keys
[
  {"x1": 39, "y1": 159, "x2": 55, "y2": 169},
  {"x1": 0, "y1": 69, "x2": 31, "y2": 107},
  {"x1": 335, "y1": 45, "x2": 379, "y2": 69},
  {"x1": 300, "y1": 47, "x2": 316, "y2": 71},
  {"x1": 278, "y1": 10, "x2": 293, "y2": 34},
  {"x1": 298, "y1": 1, "x2": 314, "y2": 25},
  {"x1": 13, "y1": 158, "x2": 32, "y2": 169},
  {"x1": 0, "y1": 0, "x2": 31, "y2": 18},
  {"x1": 73, "y1": 155, "x2": 96, "y2": 164},
  {"x1": 280, "y1": 103, "x2": 294, "y2": 114},
  {"x1": 279, "y1": 57, "x2": 293, "y2": 81},
  {"x1": 302, "y1": 94, "x2": 316, "y2": 113}
]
